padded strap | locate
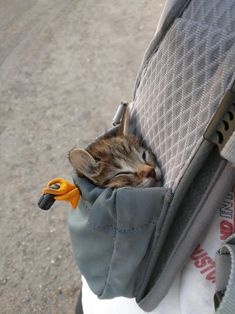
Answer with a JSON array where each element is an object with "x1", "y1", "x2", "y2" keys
[
  {"x1": 134, "y1": 0, "x2": 191, "y2": 97},
  {"x1": 216, "y1": 234, "x2": 235, "y2": 314}
]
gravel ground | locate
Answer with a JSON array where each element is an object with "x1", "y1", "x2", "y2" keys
[{"x1": 0, "y1": 1, "x2": 163, "y2": 313}]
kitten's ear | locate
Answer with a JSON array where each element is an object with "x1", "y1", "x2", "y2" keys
[
  {"x1": 69, "y1": 149, "x2": 99, "y2": 181},
  {"x1": 117, "y1": 106, "x2": 130, "y2": 136}
]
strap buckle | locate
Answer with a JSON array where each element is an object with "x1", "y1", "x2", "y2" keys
[{"x1": 204, "y1": 88, "x2": 235, "y2": 152}]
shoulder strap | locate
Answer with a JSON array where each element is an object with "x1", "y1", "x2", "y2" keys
[
  {"x1": 132, "y1": 0, "x2": 235, "y2": 310},
  {"x1": 134, "y1": 0, "x2": 191, "y2": 97},
  {"x1": 137, "y1": 80, "x2": 235, "y2": 311}
]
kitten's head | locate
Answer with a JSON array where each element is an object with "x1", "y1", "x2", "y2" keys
[
  {"x1": 69, "y1": 108, "x2": 161, "y2": 188},
  {"x1": 69, "y1": 135, "x2": 161, "y2": 188}
]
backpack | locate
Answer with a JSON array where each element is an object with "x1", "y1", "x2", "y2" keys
[{"x1": 67, "y1": 0, "x2": 235, "y2": 312}]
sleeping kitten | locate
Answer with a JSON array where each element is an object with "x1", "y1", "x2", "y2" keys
[{"x1": 69, "y1": 108, "x2": 161, "y2": 188}]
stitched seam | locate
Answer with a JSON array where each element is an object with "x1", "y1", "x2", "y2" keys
[
  {"x1": 88, "y1": 219, "x2": 157, "y2": 234},
  {"x1": 99, "y1": 229, "x2": 116, "y2": 298},
  {"x1": 136, "y1": 191, "x2": 172, "y2": 298}
]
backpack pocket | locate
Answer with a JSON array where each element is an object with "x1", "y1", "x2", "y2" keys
[{"x1": 68, "y1": 175, "x2": 171, "y2": 299}]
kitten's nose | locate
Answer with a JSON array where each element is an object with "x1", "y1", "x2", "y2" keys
[{"x1": 139, "y1": 165, "x2": 156, "y2": 178}]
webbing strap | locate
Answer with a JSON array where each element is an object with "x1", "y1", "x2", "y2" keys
[
  {"x1": 221, "y1": 131, "x2": 235, "y2": 166},
  {"x1": 216, "y1": 234, "x2": 235, "y2": 314}
]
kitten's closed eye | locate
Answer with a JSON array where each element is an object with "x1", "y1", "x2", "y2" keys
[
  {"x1": 142, "y1": 150, "x2": 155, "y2": 164},
  {"x1": 114, "y1": 171, "x2": 133, "y2": 177}
]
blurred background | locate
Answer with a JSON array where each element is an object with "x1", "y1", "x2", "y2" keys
[{"x1": 0, "y1": 0, "x2": 164, "y2": 313}]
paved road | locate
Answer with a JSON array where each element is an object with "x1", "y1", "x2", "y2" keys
[{"x1": 0, "y1": 1, "x2": 163, "y2": 313}]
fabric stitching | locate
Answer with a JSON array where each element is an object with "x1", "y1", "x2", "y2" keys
[{"x1": 88, "y1": 220, "x2": 157, "y2": 234}]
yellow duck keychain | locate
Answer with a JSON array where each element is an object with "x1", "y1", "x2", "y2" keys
[{"x1": 38, "y1": 178, "x2": 80, "y2": 210}]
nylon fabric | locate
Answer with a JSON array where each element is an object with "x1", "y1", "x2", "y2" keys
[{"x1": 68, "y1": 176, "x2": 171, "y2": 299}]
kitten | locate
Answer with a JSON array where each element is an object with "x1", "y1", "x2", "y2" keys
[{"x1": 69, "y1": 110, "x2": 161, "y2": 188}]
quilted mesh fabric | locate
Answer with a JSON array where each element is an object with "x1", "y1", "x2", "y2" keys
[
  {"x1": 183, "y1": 0, "x2": 235, "y2": 33},
  {"x1": 131, "y1": 0, "x2": 235, "y2": 190}
]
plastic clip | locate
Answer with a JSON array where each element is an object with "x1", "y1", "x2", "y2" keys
[
  {"x1": 113, "y1": 101, "x2": 128, "y2": 126},
  {"x1": 38, "y1": 178, "x2": 80, "y2": 210}
]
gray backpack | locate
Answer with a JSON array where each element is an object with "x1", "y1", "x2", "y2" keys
[{"x1": 68, "y1": 0, "x2": 235, "y2": 312}]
